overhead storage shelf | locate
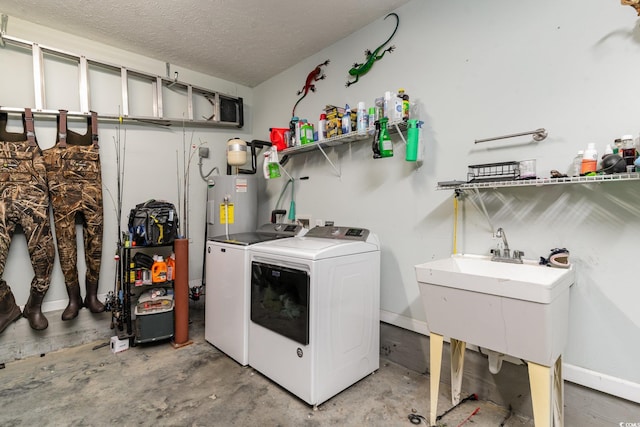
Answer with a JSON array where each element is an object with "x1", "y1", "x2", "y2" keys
[
  {"x1": 0, "y1": 23, "x2": 243, "y2": 128},
  {"x1": 437, "y1": 172, "x2": 640, "y2": 190},
  {"x1": 279, "y1": 119, "x2": 408, "y2": 177},
  {"x1": 280, "y1": 119, "x2": 407, "y2": 157}
]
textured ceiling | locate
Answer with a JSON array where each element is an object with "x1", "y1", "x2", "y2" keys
[{"x1": 0, "y1": 0, "x2": 410, "y2": 87}]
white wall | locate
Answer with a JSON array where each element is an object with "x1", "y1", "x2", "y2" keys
[
  {"x1": 252, "y1": 0, "x2": 640, "y2": 400},
  {"x1": 0, "y1": 17, "x2": 255, "y2": 309}
]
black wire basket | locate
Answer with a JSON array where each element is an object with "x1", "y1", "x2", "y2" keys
[{"x1": 467, "y1": 161, "x2": 520, "y2": 183}]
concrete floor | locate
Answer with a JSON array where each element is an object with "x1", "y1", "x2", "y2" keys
[{"x1": 0, "y1": 300, "x2": 620, "y2": 426}]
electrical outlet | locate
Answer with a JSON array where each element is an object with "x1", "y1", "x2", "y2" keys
[
  {"x1": 296, "y1": 214, "x2": 312, "y2": 229},
  {"x1": 199, "y1": 146, "x2": 210, "y2": 158}
]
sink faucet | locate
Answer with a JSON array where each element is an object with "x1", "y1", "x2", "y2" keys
[
  {"x1": 491, "y1": 227, "x2": 524, "y2": 263},
  {"x1": 496, "y1": 227, "x2": 510, "y2": 258}
]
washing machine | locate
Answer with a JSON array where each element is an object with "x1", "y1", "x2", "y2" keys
[
  {"x1": 205, "y1": 222, "x2": 305, "y2": 366},
  {"x1": 248, "y1": 226, "x2": 380, "y2": 406}
]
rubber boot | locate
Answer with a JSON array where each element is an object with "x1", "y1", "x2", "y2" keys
[
  {"x1": 23, "y1": 289, "x2": 48, "y2": 330},
  {"x1": 84, "y1": 282, "x2": 105, "y2": 313},
  {"x1": 0, "y1": 287, "x2": 22, "y2": 334},
  {"x1": 62, "y1": 284, "x2": 83, "y2": 321}
]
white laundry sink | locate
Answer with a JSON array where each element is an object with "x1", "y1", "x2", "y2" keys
[{"x1": 415, "y1": 254, "x2": 575, "y2": 366}]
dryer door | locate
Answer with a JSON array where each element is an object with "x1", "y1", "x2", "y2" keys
[{"x1": 250, "y1": 261, "x2": 310, "y2": 345}]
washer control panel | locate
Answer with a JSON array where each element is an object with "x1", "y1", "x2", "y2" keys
[{"x1": 305, "y1": 226, "x2": 370, "y2": 241}]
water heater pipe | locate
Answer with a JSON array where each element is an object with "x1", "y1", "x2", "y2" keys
[{"x1": 172, "y1": 238, "x2": 192, "y2": 348}]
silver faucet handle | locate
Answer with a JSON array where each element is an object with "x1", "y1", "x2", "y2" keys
[
  {"x1": 491, "y1": 248, "x2": 501, "y2": 258},
  {"x1": 513, "y1": 250, "x2": 524, "y2": 259}
]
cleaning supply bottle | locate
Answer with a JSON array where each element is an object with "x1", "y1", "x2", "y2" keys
[
  {"x1": 166, "y1": 253, "x2": 176, "y2": 281},
  {"x1": 378, "y1": 117, "x2": 394, "y2": 158},
  {"x1": 581, "y1": 143, "x2": 598, "y2": 175},
  {"x1": 367, "y1": 107, "x2": 376, "y2": 135},
  {"x1": 317, "y1": 113, "x2": 327, "y2": 141},
  {"x1": 621, "y1": 134, "x2": 637, "y2": 170},
  {"x1": 572, "y1": 150, "x2": 584, "y2": 176},
  {"x1": 341, "y1": 105, "x2": 351, "y2": 134},
  {"x1": 406, "y1": 119, "x2": 419, "y2": 162},
  {"x1": 129, "y1": 262, "x2": 136, "y2": 284},
  {"x1": 152, "y1": 255, "x2": 168, "y2": 283},
  {"x1": 289, "y1": 116, "x2": 299, "y2": 146},
  {"x1": 383, "y1": 91, "x2": 393, "y2": 119},
  {"x1": 398, "y1": 88, "x2": 410, "y2": 121},
  {"x1": 357, "y1": 101, "x2": 367, "y2": 135},
  {"x1": 300, "y1": 120, "x2": 313, "y2": 144}
]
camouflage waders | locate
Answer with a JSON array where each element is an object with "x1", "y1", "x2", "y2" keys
[
  {"x1": 43, "y1": 110, "x2": 105, "y2": 320},
  {"x1": 0, "y1": 108, "x2": 55, "y2": 332}
]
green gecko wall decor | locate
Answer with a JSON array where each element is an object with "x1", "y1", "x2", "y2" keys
[{"x1": 346, "y1": 12, "x2": 399, "y2": 87}]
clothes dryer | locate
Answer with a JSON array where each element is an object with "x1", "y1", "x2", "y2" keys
[
  {"x1": 248, "y1": 226, "x2": 380, "y2": 406},
  {"x1": 205, "y1": 222, "x2": 305, "y2": 365}
]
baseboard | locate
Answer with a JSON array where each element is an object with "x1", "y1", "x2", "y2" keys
[
  {"x1": 564, "y1": 363, "x2": 640, "y2": 404},
  {"x1": 380, "y1": 309, "x2": 640, "y2": 404}
]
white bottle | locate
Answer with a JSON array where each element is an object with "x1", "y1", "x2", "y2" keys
[
  {"x1": 356, "y1": 101, "x2": 367, "y2": 135},
  {"x1": 572, "y1": 150, "x2": 584, "y2": 177},
  {"x1": 393, "y1": 95, "x2": 403, "y2": 121},
  {"x1": 341, "y1": 104, "x2": 351, "y2": 134},
  {"x1": 317, "y1": 113, "x2": 327, "y2": 141},
  {"x1": 383, "y1": 91, "x2": 394, "y2": 119}
]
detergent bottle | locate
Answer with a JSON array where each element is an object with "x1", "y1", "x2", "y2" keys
[
  {"x1": 166, "y1": 253, "x2": 176, "y2": 281},
  {"x1": 580, "y1": 143, "x2": 598, "y2": 175},
  {"x1": 152, "y1": 255, "x2": 168, "y2": 283}
]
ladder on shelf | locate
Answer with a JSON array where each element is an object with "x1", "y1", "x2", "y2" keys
[{"x1": 0, "y1": 14, "x2": 243, "y2": 127}]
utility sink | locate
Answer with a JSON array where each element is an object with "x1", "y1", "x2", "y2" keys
[{"x1": 415, "y1": 254, "x2": 575, "y2": 366}]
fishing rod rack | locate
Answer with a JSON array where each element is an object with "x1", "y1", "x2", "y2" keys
[{"x1": 0, "y1": 14, "x2": 243, "y2": 127}]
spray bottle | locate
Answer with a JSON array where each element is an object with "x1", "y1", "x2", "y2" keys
[
  {"x1": 377, "y1": 117, "x2": 394, "y2": 158},
  {"x1": 263, "y1": 148, "x2": 281, "y2": 179}
]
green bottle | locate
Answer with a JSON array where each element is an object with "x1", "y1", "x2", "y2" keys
[
  {"x1": 405, "y1": 119, "x2": 419, "y2": 162},
  {"x1": 378, "y1": 117, "x2": 393, "y2": 158}
]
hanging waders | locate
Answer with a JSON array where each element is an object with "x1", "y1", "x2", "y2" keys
[
  {"x1": 43, "y1": 110, "x2": 105, "y2": 320},
  {"x1": 0, "y1": 108, "x2": 55, "y2": 332}
]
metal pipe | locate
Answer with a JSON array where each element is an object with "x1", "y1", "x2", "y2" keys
[
  {"x1": 474, "y1": 128, "x2": 547, "y2": 144},
  {"x1": 0, "y1": 14, "x2": 8, "y2": 48}
]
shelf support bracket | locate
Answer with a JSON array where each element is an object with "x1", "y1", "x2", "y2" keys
[
  {"x1": 316, "y1": 143, "x2": 341, "y2": 177},
  {"x1": 393, "y1": 122, "x2": 408, "y2": 145}
]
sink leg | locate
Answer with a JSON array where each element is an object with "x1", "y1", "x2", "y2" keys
[
  {"x1": 450, "y1": 338, "x2": 466, "y2": 405},
  {"x1": 429, "y1": 333, "x2": 444, "y2": 427},
  {"x1": 527, "y1": 355, "x2": 564, "y2": 427}
]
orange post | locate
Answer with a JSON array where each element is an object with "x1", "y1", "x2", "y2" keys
[{"x1": 172, "y1": 238, "x2": 192, "y2": 348}]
